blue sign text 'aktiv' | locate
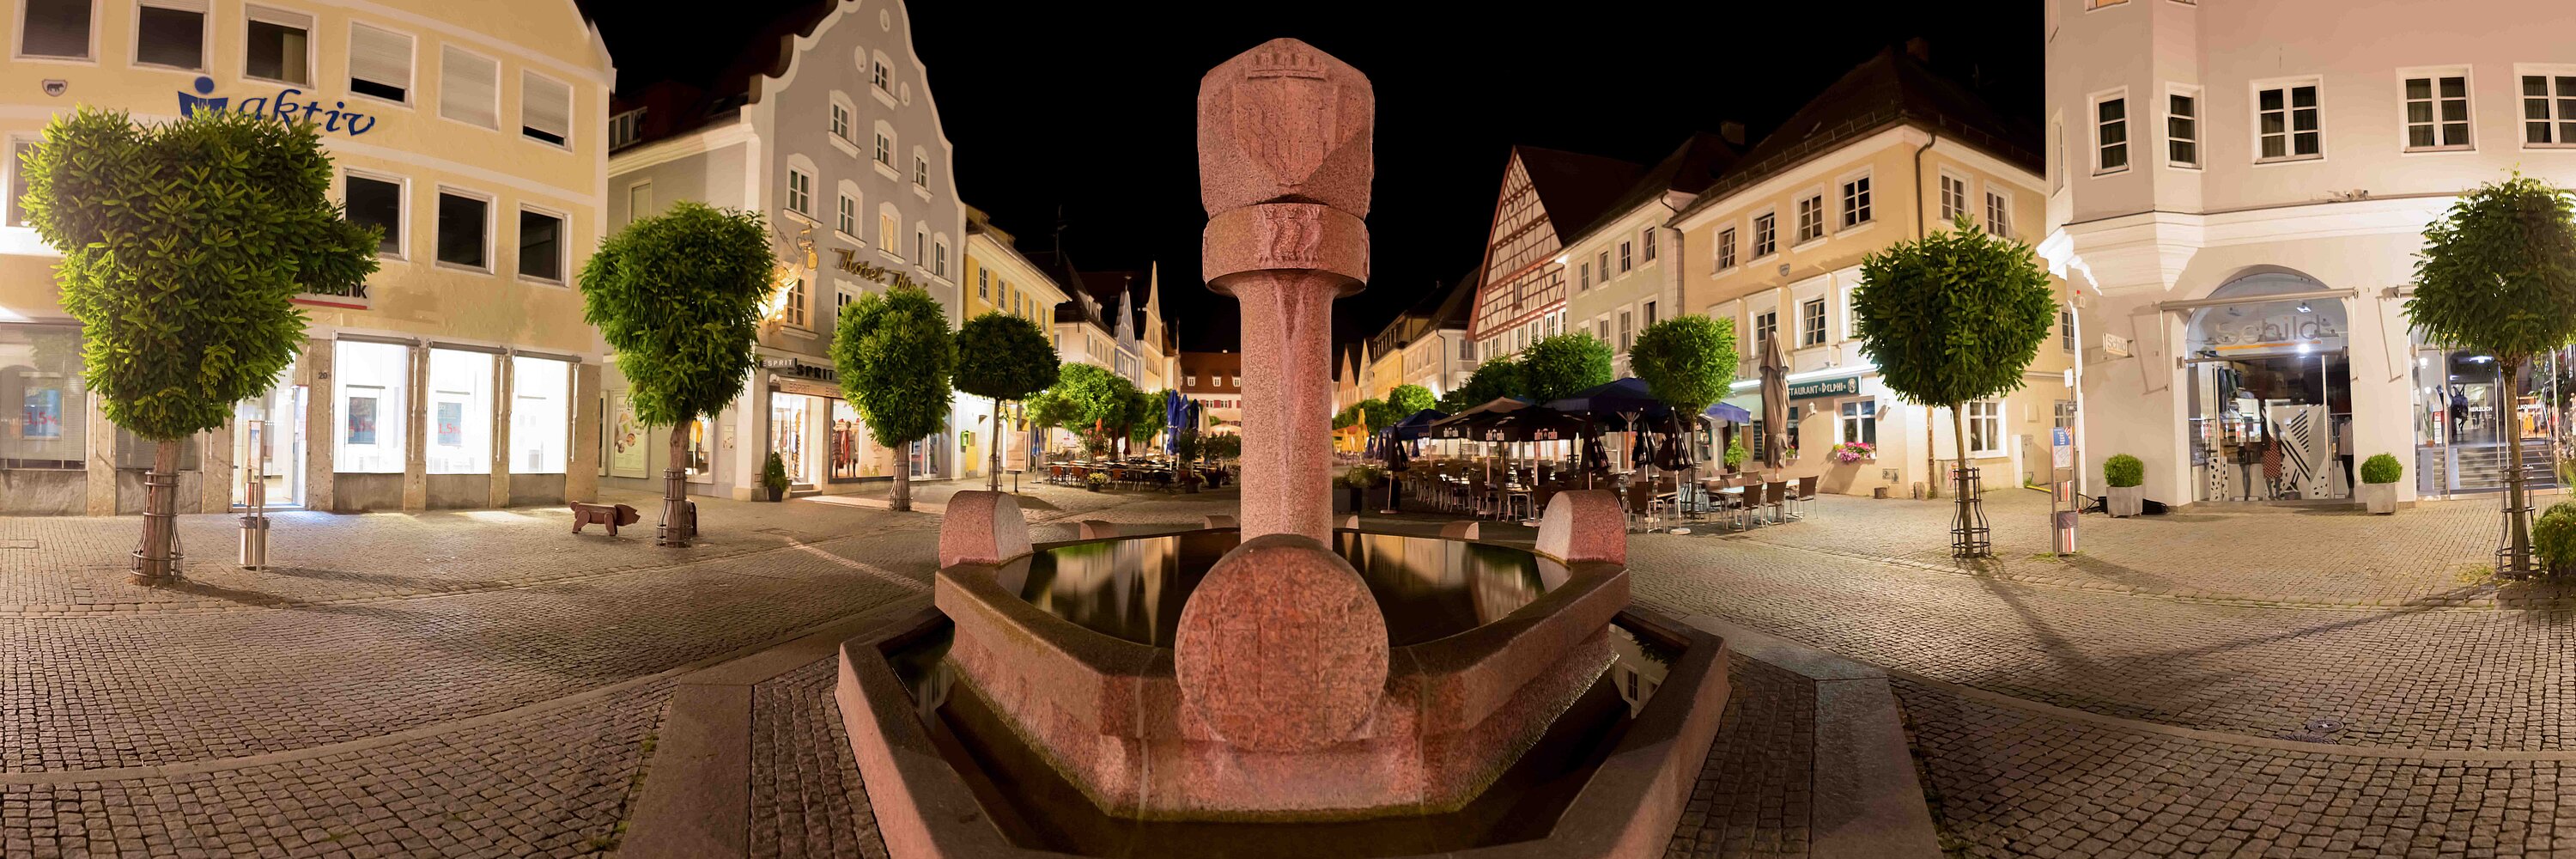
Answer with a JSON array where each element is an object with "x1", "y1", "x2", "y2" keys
[{"x1": 178, "y1": 76, "x2": 376, "y2": 135}]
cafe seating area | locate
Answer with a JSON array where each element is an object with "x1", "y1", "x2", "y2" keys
[{"x1": 1043, "y1": 458, "x2": 1231, "y2": 493}]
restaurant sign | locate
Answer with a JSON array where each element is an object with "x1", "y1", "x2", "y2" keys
[{"x1": 1786, "y1": 375, "x2": 1861, "y2": 400}]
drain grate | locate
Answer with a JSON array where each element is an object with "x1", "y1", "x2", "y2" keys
[
  {"x1": 2276, "y1": 716, "x2": 2348, "y2": 744},
  {"x1": 2306, "y1": 717, "x2": 2344, "y2": 733}
]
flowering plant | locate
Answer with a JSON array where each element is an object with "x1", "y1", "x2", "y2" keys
[{"x1": 1831, "y1": 442, "x2": 1874, "y2": 464}]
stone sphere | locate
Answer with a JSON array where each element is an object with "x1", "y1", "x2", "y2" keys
[{"x1": 1174, "y1": 533, "x2": 1389, "y2": 752}]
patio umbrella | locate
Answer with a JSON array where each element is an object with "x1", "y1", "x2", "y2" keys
[
  {"x1": 1427, "y1": 398, "x2": 1530, "y2": 440},
  {"x1": 1705, "y1": 402, "x2": 1753, "y2": 423},
  {"x1": 1163, "y1": 389, "x2": 1184, "y2": 454},
  {"x1": 1761, "y1": 335, "x2": 1790, "y2": 470},
  {"x1": 1545, "y1": 378, "x2": 1673, "y2": 422},
  {"x1": 1389, "y1": 408, "x2": 1449, "y2": 442}
]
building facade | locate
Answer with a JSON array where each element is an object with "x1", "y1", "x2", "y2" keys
[
  {"x1": 1463, "y1": 147, "x2": 1642, "y2": 364},
  {"x1": 1177, "y1": 350, "x2": 1242, "y2": 434},
  {"x1": 1673, "y1": 46, "x2": 2074, "y2": 498},
  {"x1": 2041, "y1": 0, "x2": 2576, "y2": 507},
  {"x1": 605, "y1": 0, "x2": 966, "y2": 500},
  {"x1": 1561, "y1": 131, "x2": 1741, "y2": 377},
  {"x1": 1, "y1": 0, "x2": 611, "y2": 515},
  {"x1": 961, "y1": 206, "x2": 1068, "y2": 479}
]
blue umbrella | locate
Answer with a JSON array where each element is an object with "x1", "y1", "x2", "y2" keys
[
  {"x1": 1705, "y1": 402, "x2": 1753, "y2": 423},
  {"x1": 1163, "y1": 389, "x2": 1183, "y2": 454}
]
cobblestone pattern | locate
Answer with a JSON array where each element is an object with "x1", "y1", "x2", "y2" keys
[
  {"x1": 1899, "y1": 679, "x2": 2576, "y2": 858},
  {"x1": 0, "y1": 681, "x2": 669, "y2": 858},
  {"x1": 1629, "y1": 538, "x2": 2576, "y2": 752},
  {"x1": 749, "y1": 658, "x2": 892, "y2": 859},
  {"x1": 1663, "y1": 653, "x2": 1814, "y2": 859},
  {"x1": 1726, "y1": 490, "x2": 2556, "y2": 608}
]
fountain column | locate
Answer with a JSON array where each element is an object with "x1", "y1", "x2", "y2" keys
[{"x1": 1199, "y1": 39, "x2": 1372, "y2": 542}]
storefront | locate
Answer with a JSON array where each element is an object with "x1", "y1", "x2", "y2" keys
[{"x1": 2179, "y1": 274, "x2": 2355, "y2": 503}]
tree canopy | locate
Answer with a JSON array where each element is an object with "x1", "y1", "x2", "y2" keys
[
  {"x1": 580, "y1": 200, "x2": 773, "y2": 427},
  {"x1": 1127, "y1": 388, "x2": 1169, "y2": 446},
  {"x1": 1520, "y1": 332, "x2": 1615, "y2": 403},
  {"x1": 24, "y1": 107, "x2": 378, "y2": 441},
  {"x1": 832, "y1": 284, "x2": 956, "y2": 448},
  {"x1": 1852, "y1": 216, "x2": 2057, "y2": 410},
  {"x1": 1028, "y1": 362, "x2": 1139, "y2": 435},
  {"x1": 1334, "y1": 398, "x2": 1393, "y2": 433},
  {"x1": 954, "y1": 312, "x2": 1060, "y2": 402},
  {"x1": 1438, "y1": 356, "x2": 1524, "y2": 412},
  {"x1": 2405, "y1": 174, "x2": 2576, "y2": 362},
  {"x1": 1631, "y1": 315, "x2": 1740, "y2": 415},
  {"x1": 1386, "y1": 384, "x2": 1437, "y2": 417}
]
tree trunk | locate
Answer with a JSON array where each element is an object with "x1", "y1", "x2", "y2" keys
[
  {"x1": 893, "y1": 443, "x2": 912, "y2": 513},
  {"x1": 989, "y1": 397, "x2": 1004, "y2": 492},
  {"x1": 2504, "y1": 359, "x2": 2532, "y2": 575},
  {"x1": 659, "y1": 418, "x2": 691, "y2": 547},
  {"x1": 133, "y1": 439, "x2": 181, "y2": 585},
  {"x1": 1953, "y1": 401, "x2": 1985, "y2": 557},
  {"x1": 1926, "y1": 412, "x2": 1941, "y2": 498}
]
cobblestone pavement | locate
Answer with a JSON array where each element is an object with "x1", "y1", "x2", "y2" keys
[
  {"x1": 750, "y1": 659, "x2": 890, "y2": 859},
  {"x1": 1662, "y1": 654, "x2": 1814, "y2": 859}
]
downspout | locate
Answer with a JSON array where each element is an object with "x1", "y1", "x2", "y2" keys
[{"x1": 1915, "y1": 131, "x2": 1939, "y2": 497}]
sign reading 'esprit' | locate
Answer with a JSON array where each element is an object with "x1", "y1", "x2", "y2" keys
[{"x1": 177, "y1": 76, "x2": 381, "y2": 135}]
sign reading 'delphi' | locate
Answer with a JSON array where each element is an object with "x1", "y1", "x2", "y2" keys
[
  {"x1": 1786, "y1": 376, "x2": 1861, "y2": 400},
  {"x1": 178, "y1": 76, "x2": 380, "y2": 135}
]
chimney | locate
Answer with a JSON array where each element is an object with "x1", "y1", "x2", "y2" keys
[
  {"x1": 1904, "y1": 37, "x2": 1931, "y2": 63},
  {"x1": 1719, "y1": 121, "x2": 1747, "y2": 147}
]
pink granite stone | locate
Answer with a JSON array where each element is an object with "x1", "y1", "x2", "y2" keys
[
  {"x1": 1202, "y1": 514, "x2": 1236, "y2": 528},
  {"x1": 1535, "y1": 490, "x2": 1626, "y2": 566},
  {"x1": 1196, "y1": 38, "x2": 1373, "y2": 219},
  {"x1": 1174, "y1": 534, "x2": 1388, "y2": 753},
  {"x1": 937, "y1": 491, "x2": 1030, "y2": 569},
  {"x1": 1437, "y1": 521, "x2": 1481, "y2": 540},
  {"x1": 1077, "y1": 520, "x2": 1119, "y2": 539}
]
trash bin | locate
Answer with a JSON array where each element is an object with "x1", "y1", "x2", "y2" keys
[{"x1": 238, "y1": 515, "x2": 270, "y2": 570}]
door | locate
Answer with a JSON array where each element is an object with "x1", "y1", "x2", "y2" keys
[{"x1": 232, "y1": 362, "x2": 307, "y2": 509}]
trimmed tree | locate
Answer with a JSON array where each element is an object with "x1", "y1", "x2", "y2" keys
[
  {"x1": 1852, "y1": 216, "x2": 2057, "y2": 557},
  {"x1": 21, "y1": 107, "x2": 378, "y2": 583},
  {"x1": 1520, "y1": 332, "x2": 1616, "y2": 403},
  {"x1": 1439, "y1": 356, "x2": 1524, "y2": 411},
  {"x1": 2404, "y1": 174, "x2": 2576, "y2": 575},
  {"x1": 833, "y1": 284, "x2": 956, "y2": 512},
  {"x1": 1387, "y1": 383, "x2": 1437, "y2": 418},
  {"x1": 953, "y1": 313, "x2": 1059, "y2": 490},
  {"x1": 1125, "y1": 388, "x2": 1168, "y2": 449},
  {"x1": 580, "y1": 200, "x2": 771, "y2": 546},
  {"x1": 1631, "y1": 315, "x2": 1741, "y2": 505}
]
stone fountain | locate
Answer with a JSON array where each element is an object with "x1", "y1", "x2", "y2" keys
[{"x1": 836, "y1": 39, "x2": 1731, "y2": 859}]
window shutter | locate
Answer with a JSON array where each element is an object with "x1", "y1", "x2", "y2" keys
[
  {"x1": 440, "y1": 45, "x2": 498, "y2": 129},
  {"x1": 142, "y1": 0, "x2": 209, "y2": 11},
  {"x1": 349, "y1": 24, "x2": 410, "y2": 97},
  {"x1": 246, "y1": 3, "x2": 307, "y2": 27},
  {"x1": 521, "y1": 71, "x2": 571, "y2": 144}
]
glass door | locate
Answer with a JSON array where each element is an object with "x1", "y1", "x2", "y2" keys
[{"x1": 232, "y1": 360, "x2": 307, "y2": 508}]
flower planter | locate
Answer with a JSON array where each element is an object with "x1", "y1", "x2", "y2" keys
[
  {"x1": 2107, "y1": 485, "x2": 2143, "y2": 518},
  {"x1": 2361, "y1": 481, "x2": 2397, "y2": 515}
]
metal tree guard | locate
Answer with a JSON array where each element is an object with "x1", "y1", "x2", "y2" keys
[{"x1": 1950, "y1": 466, "x2": 1991, "y2": 558}]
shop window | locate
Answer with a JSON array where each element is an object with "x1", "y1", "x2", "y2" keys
[
  {"x1": 346, "y1": 173, "x2": 402, "y2": 256},
  {"x1": 347, "y1": 22, "x2": 410, "y2": 103},
  {"x1": 7, "y1": 137, "x2": 36, "y2": 228},
  {"x1": 1, "y1": 324, "x2": 87, "y2": 470},
  {"x1": 435, "y1": 190, "x2": 489, "y2": 270},
  {"x1": 510, "y1": 356, "x2": 568, "y2": 473},
  {"x1": 1840, "y1": 399, "x2": 1877, "y2": 446},
  {"x1": 243, "y1": 6, "x2": 309, "y2": 84},
  {"x1": 135, "y1": 0, "x2": 204, "y2": 70},
  {"x1": 438, "y1": 45, "x2": 498, "y2": 130},
  {"x1": 425, "y1": 349, "x2": 492, "y2": 475},
  {"x1": 521, "y1": 70, "x2": 572, "y2": 147},
  {"x1": 334, "y1": 339, "x2": 410, "y2": 473},
  {"x1": 1967, "y1": 399, "x2": 2003, "y2": 456},
  {"x1": 19, "y1": 0, "x2": 91, "y2": 58},
  {"x1": 517, "y1": 209, "x2": 562, "y2": 282}
]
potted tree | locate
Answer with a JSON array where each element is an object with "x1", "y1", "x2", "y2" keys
[
  {"x1": 2360, "y1": 454, "x2": 2403, "y2": 515},
  {"x1": 761, "y1": 453, "x2": 791, "y2": 502},
  {"x1": 2104, "y1": 454, "x2": 2145, "y2": 517}
]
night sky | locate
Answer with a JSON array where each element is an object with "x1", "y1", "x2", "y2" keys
[{"x1": 582, "y1": 1, "x2": 2042, "y2": 354}]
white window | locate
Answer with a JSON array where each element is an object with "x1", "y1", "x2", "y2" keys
[
  {"x1": 1966, "y1": 400, "x2": 2003, "y2": 456},
  {"x1": 334, "y1": 339, "x2": 410, "y2": 474},
  {"x1": 829, "y1": 101, "x2": 852, "y2": 142},
  {"x1": 1617, "y1": 310, "x2": 1632, "y2": 354},
  {"x1": 2093, "y1": 93, "x2": 2129, "y2": 173},
  {"x1": 2521, "y1": 73, "x2": 2576, "y2": 147},
  {"x1": 517, "y1": 208, "x2": 562, "y2": 283},
  {"x1": 1839, "y1": 175, "x2": 1871, "y2": 228},
  {"x1": 1595, "y1": 318, "x2": 1610, "y2": 343},
  {"x1": 1984, "y1": 189, "x2": 2011, "y2": 238},
  {"x1": 2256, "y1": 82, "x2": 2322, "y2": 161},
  {"x1": 1618, "y1": 240, "x2": 1632, "y2": 272},
  {"x1": 933, "y1": 239, "x2": 949, "y2": 277},
  {"x1": 1752, "y1": 213, "x2": 1776, "y2": 257},
  {"x1": 1939, "y1": 174, "x2": 1968, "y2": 222},
  {"x1": 786, "y1": 168, "x2": 811, "y2": 216},
  {"x1": 1801, "y1": 298, "x2": 1826, "y2": 347},
  {"x1": 2061, "y1": 306, "x2": 2076, "y2": 350},
  {"x1": 1642, "y1": 229, "x2": 1656, "y2": 262},
  {"x1": 1754, "y1": 310, "x2": 1777, "y2": 344},
  {"x1": 1795, "y1": 194, "x2": 1825, "y2": 243},
  {"x1": 509, "y1": 356, "x2": 569, "y2": 474},
  {"x1": 2166, "y1": 88, "x2": 2200, "y2": 167},
  {"x1": 343, "y1": 172, "x2": 403, "y2": 257},
  {"x1": 1716, "y1": 227, "x2": 1736, "y2": 270},
  {"x1": 872, "y1": 58, "x2": 891, "y2": 93},
  {"x1": 1578, "y1": 262, "x2": 1591, "y2": 290},
  {"x1": 781, "y1": 276, "x2": 806, "y2": 327},
  {"x1": 873, "y1": 131, "x2": 892, "y2": 166},
  {"x1": 135, "y1": 0, "x2": 205, "y2": 70},
  {"x1": 243, "y1": 5, "x2": 311, "y2": 84},
  {"x1": 2403, "y1": 73, "x2": 2471, "y2": 151},
  {"x1": 1840, "y1": 399, "x2": 1876, "y2": 446},
  {"x1": 434, "y1": 189, "x2": 490, "y2": 270},
  {"x1": 348, "y1": 22, "x2": 411, "y2": 103},
  {"x1": 438, "y1": 45, "x2": 498, "y2": 130},
  {"x1": 425, "y1": 348, "x2": 493, "y2": 475},
  {"x1": 914, "y1": 227, "x2": 927, "y2": 265},
  {"x1": 914, "y1": 155, "x2": 929, "y2": 188},
  {"x1": 836, "y1": 193, "x2": 856, "y2": 235},
  {"x1": 521, "y1": 70, "x2": 572, "y2": 147},
  {"x1": 976, "y1": 268, "x2": 988, "y2": 300},
  {"x1": 19, "y1": 0, "x2": 94, "y2": 59},
  {"x1": 609, "y1": 108, "x2": 643, "y2": 149},
  {"x1": 1596, "y1": 250, "x2": 1609, "y2": 280},
  {"x1": 626, "y1": 181, "x2": 652, "y2": 226}
]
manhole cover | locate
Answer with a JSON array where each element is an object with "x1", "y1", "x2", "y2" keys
[{"x1": 2306, "y1": 717, "x2": 2344, "y2": 734}]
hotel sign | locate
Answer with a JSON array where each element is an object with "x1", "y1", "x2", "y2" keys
[
  {"x1": 831, "y1": 248, "x2": 926, "y2": 291},
  {"x1": 1787, "y1": 375, "x2": 1861, "y2": 400}
]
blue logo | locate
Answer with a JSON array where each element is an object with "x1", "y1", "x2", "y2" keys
[{"x1": 178, "y1": 76, "x2": 377, "y2": 135}]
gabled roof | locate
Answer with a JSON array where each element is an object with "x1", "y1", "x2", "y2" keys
[
  {"x1": 1675, "y1": 46, "x2": 2040, "y2": 222},
  {"x1": 609, "y1": 1, "x2": 839, "y2": 149},
  {"x1": 1562, "y1": 131, "x2": 1741, "y2": 247},
  {"x1": 1511, "y1": 146, "x2": 1646, "y2": 241}
]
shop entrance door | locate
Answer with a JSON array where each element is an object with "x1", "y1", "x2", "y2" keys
[
  {"x1": 232, "y1": 363, "x2": 307, "y2": 509},
  {"x1": 2413, "y1": 349, "x2": 2551, "y2": 496},
  {"x1": 2186, "y1": 351, "x2": 2350, "y2": 503}
]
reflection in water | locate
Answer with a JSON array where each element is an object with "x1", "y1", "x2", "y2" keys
[
  {"x1": 1607, "y1": 624, "x2": 1673, "y2": 716},
  {"x1": 1000, "y1": 531, "x2": 1564, "y2": 648}
]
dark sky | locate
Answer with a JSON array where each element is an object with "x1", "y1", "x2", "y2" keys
[{"x1": 583, "y1": 1, "x2": 2041, "y2": 354}]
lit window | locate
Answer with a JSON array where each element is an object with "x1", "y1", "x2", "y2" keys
[
  {"x1": 344, "y1": 174, "x2": 402, "y2": 257},
  {"x1": 1801, "y1": 298, "x2": 1826, "y2": 346},
  {"x1": 1753, "y1": 213, "x2": 1776, "y2": 256},
  {"x1": 879, "y1": 213, "x2": 897, "y2": 252},
  {"x1": 1716, "y1": 227, "x2": 1736, "y2": 269},
  {"x1": 782, "y1": 277, "x2": 806, "y2": 327},
  {"x1": 1840, "y1": 176, "x2": 1871, "y2": 228},
  {"x1": 19, "y1": 0, "x2": 92, "y2": 58},
  {"x1": 517, "y1": 209, "x2": 562, "y2": 282},
  {"x1": 2166, "y1": 91, "x2": 2200, "y2": 167},
  {"x1": 2094, "y1": 94, "x2": 2129, "y2": 172},
  {"x1": 435, "y1": 191, "x2": 489, "y2": 270},
  {"x1": 1840, "y1": 399, "x2": 1877, "y2": 445},
  {"x1": 2403, "y1": 76, "x2": 2471, "y2": 150},
  {"x1": 1795, "y1": 194, "x2": 1825, "y2": 243},
  {"x1": 244, "y1": 6, "x2": 311, "y2": 84},
  {"x1": 348, "y1": 22, "x2": 410, "y2": 103},
  {"x1": 425, "y1": 348, "x2": 494, "y2": 475},
  {"x1": 2256, "y1": 83, "x2": 2322, "y2": 161},
  {"x1": 509, "y1": 356, "x2": 570, "y2": 474},
  {"x1": 2522, "y1": 75, "x2": 2576, "y2": 146},
  {"x1": 439, "y1": 45, "x2": 499, "y2": 130},
  {"x1": 136, "y1": 0, "x2": 204, "y2": 70},
  {"x1": 334, "y1": 339, "x2": 410, "y2": 474},
  {"x1": 522, "y1": 71, "x2": 571, "y2": 146}
]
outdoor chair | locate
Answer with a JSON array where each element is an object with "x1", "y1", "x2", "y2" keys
[
  {"x1": 1762, "y1": 481, "x2": 1790, "y2": 525},
  {"x1": 1792, "y1": 476, "x2": 1819, "y2": 519}
]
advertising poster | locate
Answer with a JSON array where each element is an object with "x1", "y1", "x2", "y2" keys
[
  {"x1": 610, "y1": 393, "x2": 647, "y2": 478},
  {"x1": 346, "y1": 393, "x2": 378, "y2": 445},
  {"x1": 435, "y1": 401, "x2": 465, "y2": 448},
  {"x1": 21, "y1": 385, "x2": 61, "y2": 441}
]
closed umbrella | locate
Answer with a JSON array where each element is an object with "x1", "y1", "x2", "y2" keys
[{"x1": 1761, "y1": 335, "x2": 1790, "y2": 470}]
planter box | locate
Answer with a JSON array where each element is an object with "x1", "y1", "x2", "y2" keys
[
  {"x1": 2362, "y1": 481, "x2": 2397, "y2": 515},
  {"x1": 2107, "y1": 485, "x2": 2143, "y2": 518}
]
